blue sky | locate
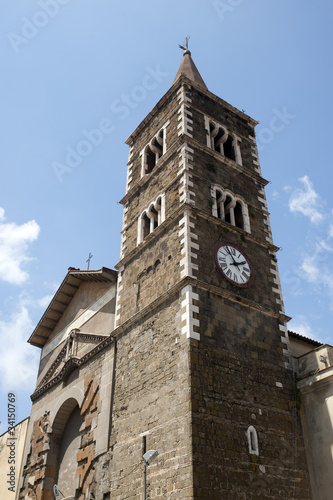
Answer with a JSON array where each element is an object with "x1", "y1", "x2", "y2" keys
[{"x1": 0, "y1": 0, "x2": 332, "y2": 431}]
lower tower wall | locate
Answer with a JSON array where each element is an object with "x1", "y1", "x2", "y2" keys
[
  {"x1": 190, "y1": 290, "x2": 311, "y2": 499},
  {"x1": 108, "y1": 294, "x2": 194, "y2": 499}
]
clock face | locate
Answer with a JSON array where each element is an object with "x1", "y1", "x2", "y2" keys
[{"x1": 214, "y1": 242, "x2": 254, "y2": 287}]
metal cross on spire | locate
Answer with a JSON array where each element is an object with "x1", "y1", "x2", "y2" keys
[
  {"x1": 178, "y1": 35, "x2": 191, "y2": 55},
  {"x1": 86, "y1": 252, "x2": 93, "y2": 270}
]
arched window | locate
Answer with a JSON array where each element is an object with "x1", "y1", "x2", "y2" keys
[
  {"x1": 206, "y1": 118, "x2": 242, "y2": 165},
  {"x1": 211, "y1": 185, "x2": 251, "y2": 233},
  {"x1": 247, "y1": 425, "x2": 259, "y2": 456},
  {"x1": 147, "y1": 204, "x2": 159, "y2": 231},
  {"x1": 215, "y1": 189, "x2": 223, "y2": 219},
  {"x1": 224, "y1": 135, "x2": 236, "y2": 162},
  {"x1": 138, "y1": 194, "x2": 165, "y2": 244},
  {"x1": 223, "y1": 194, "x2": 234, "y2": 225},
  {"x1": 142, "y1": 212, "x2": 150, "y2": 240},
  {"x1": 154, "y1": 259, "x2": 161, "y2": 271},
  {"x1": 141, "y1": 127, "x2": 166, "y2": 176},
  {"x1": 145, "y1": 145, "x2": 156, "y2": 174},
  {"x1": 234, "y1": 201, "x2": 244, "y2": 229},
  {"x1": 209, "y1": 122, "x2": 227, "y2": 154}
]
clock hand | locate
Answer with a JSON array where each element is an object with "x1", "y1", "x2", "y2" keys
[
  {"x1": 225, "y1": 248, "x2": 242, "y2": 271},
  {"x1": 229, "y1": 258, "x2": 247, "y2": 266},
  {"x1": 225, "y1": 246, "x2": 237, "y2": 265}
]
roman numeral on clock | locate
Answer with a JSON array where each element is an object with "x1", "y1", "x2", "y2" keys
[{"x1": 215, "y1": 243, "x2": 253, "y2": 287}]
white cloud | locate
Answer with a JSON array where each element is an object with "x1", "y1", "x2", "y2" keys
[
  {"x1": 300, "y1": 237, "x2": 333, "y2": 308},
  {"x1": 304, "y1": 260, "x2": 333, "y2": 291},
  {"x1": 0, "y1": 304, "x2": 39, "y2": 391},
  {"x1": 285, "y1": 198, "x2": 333, "y2": 310},
  {"x1": 289, "y1": 315, "x2": 333, "y2": 344},
  {"x1": 288, "y1": 316, "x2": 322, "y2": 342},
  {"x1": 316, "y1": 239, "x2": 332, "y2": 252},
  {"x1": 0, "y1": 208, "x2": 40, "y2": 285},
  {"x1": 288, "y1": 175, "x2": 324, "y2": 223},
  {"x1": 289, "y1": 316, "x2": 315, "y2": 338},
  {"x1": 301, "y1": 256, "x2": 319, "y2": 283},
  {"x1": 329, "y1": 224, "x2": 333, "y2": 239}
]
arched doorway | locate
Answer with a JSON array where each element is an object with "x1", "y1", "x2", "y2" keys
[{"x1": 56, "y1": 405, "x2": 84, "y2": 497}]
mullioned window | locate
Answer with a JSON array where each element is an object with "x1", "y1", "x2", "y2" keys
[
  {"x1": 137, "y1": 193, "x2": 165, "y2": 244},
  {"x1": 205, "y1": 116, "x2": 242, "y2": 166},
  {"x1": 140, "y1": 121, "x2": 169, "y2": 176},
  {"x1": 211, "y1": 184, "x2": 250, "y2": 233}
]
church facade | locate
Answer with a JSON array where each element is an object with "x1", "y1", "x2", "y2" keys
[{"x1": 19, "y1": 50, "x2": 314, "y2": 499}]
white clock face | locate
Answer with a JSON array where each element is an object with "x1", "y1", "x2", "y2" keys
[{"x1": 214, "y1": 243, "x2": 253, "y2": 287}]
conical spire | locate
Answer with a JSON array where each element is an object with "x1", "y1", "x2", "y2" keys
[{"x1": 173, "y1": 42, "x2": 207, "y2": 90}]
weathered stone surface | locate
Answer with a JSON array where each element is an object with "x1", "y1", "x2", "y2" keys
[{"x1": 19, "y1": 61, "x2": 311, "y2": 499}]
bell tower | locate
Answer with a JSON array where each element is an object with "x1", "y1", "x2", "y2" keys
[
  {"x1": 112, "y1": 46, "x2": 311, "y2": 498},
  {"x1": 17, "y1": 46, "x2": 312, "y2": 500}
]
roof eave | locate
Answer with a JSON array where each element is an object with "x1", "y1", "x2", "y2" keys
[{"x1": 28, "y1": 267, "x2": 117, "y2": 348}]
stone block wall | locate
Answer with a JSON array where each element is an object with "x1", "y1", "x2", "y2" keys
[
  {"x1": 189, "y1": 296, "x2": 311, "y2": 499},
  {"x1": 189, "y1": 86, "x2": 257, "y2": 173},
  {"x1": 116, "y1": 217, "x2": 183, "y2": 325},
  {"x1": 19, "y1": 69, "x2": 312, "y2": 499},
  {"x1": 19, "y1": 344, "x2": 115, "y2": 500},
  {"x1": 190, "y1": 215, "x2": 282, "y2": 316},
  {"x1": 107, "y1": 296, "x2": 194, "y2": 499},
  {"x1": 125, "y1": 89, "x2": 180, "y2": 191}
]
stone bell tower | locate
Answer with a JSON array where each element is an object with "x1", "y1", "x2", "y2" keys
[
  {"x1": 111, "y1": 45, "x2": 311, "y2": 498},
  {"x1": 19, "y1": 46, "x2": 311, "y2": 500}
]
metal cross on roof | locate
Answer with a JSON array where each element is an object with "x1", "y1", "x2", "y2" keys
[
  {"x1": 86, "y1": 252, "x2": 93, "y2": 270},
  {"x1": 179, "y1": 36, "x2": 191, "y2": 54}
]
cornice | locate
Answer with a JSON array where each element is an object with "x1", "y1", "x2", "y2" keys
[
  {"x1": 116, "y1": 195, "x2": 279, "y2": 272},
  {"x1": 191, "y1": 277, "x2": 290, "y2": 323},
  {"x1": 115, "y1": 202, "x2": 186, "y2": 270},
  {"x1": 31, "y1": 335, "x2": 115, "y2": 402},
  {"x1": 31, "y1": 266, "x2": 288, "y2": 402},
  {"x1": 192, "y1": 207, "x2": 280, "y2": 254},
  {"x1": 119, "y1": 137, "x2": 182, "y2": 206},
  {"x1": 120, "y1": 133, "x2": 268, "y2": 211}
]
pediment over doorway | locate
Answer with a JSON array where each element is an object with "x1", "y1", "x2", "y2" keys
[
  {"x1": 32, "y1": 329, "x2": 109, "y2": 401},
  {"x1": 29, "y1": 267, "x2": 117, "y2": 398}
]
